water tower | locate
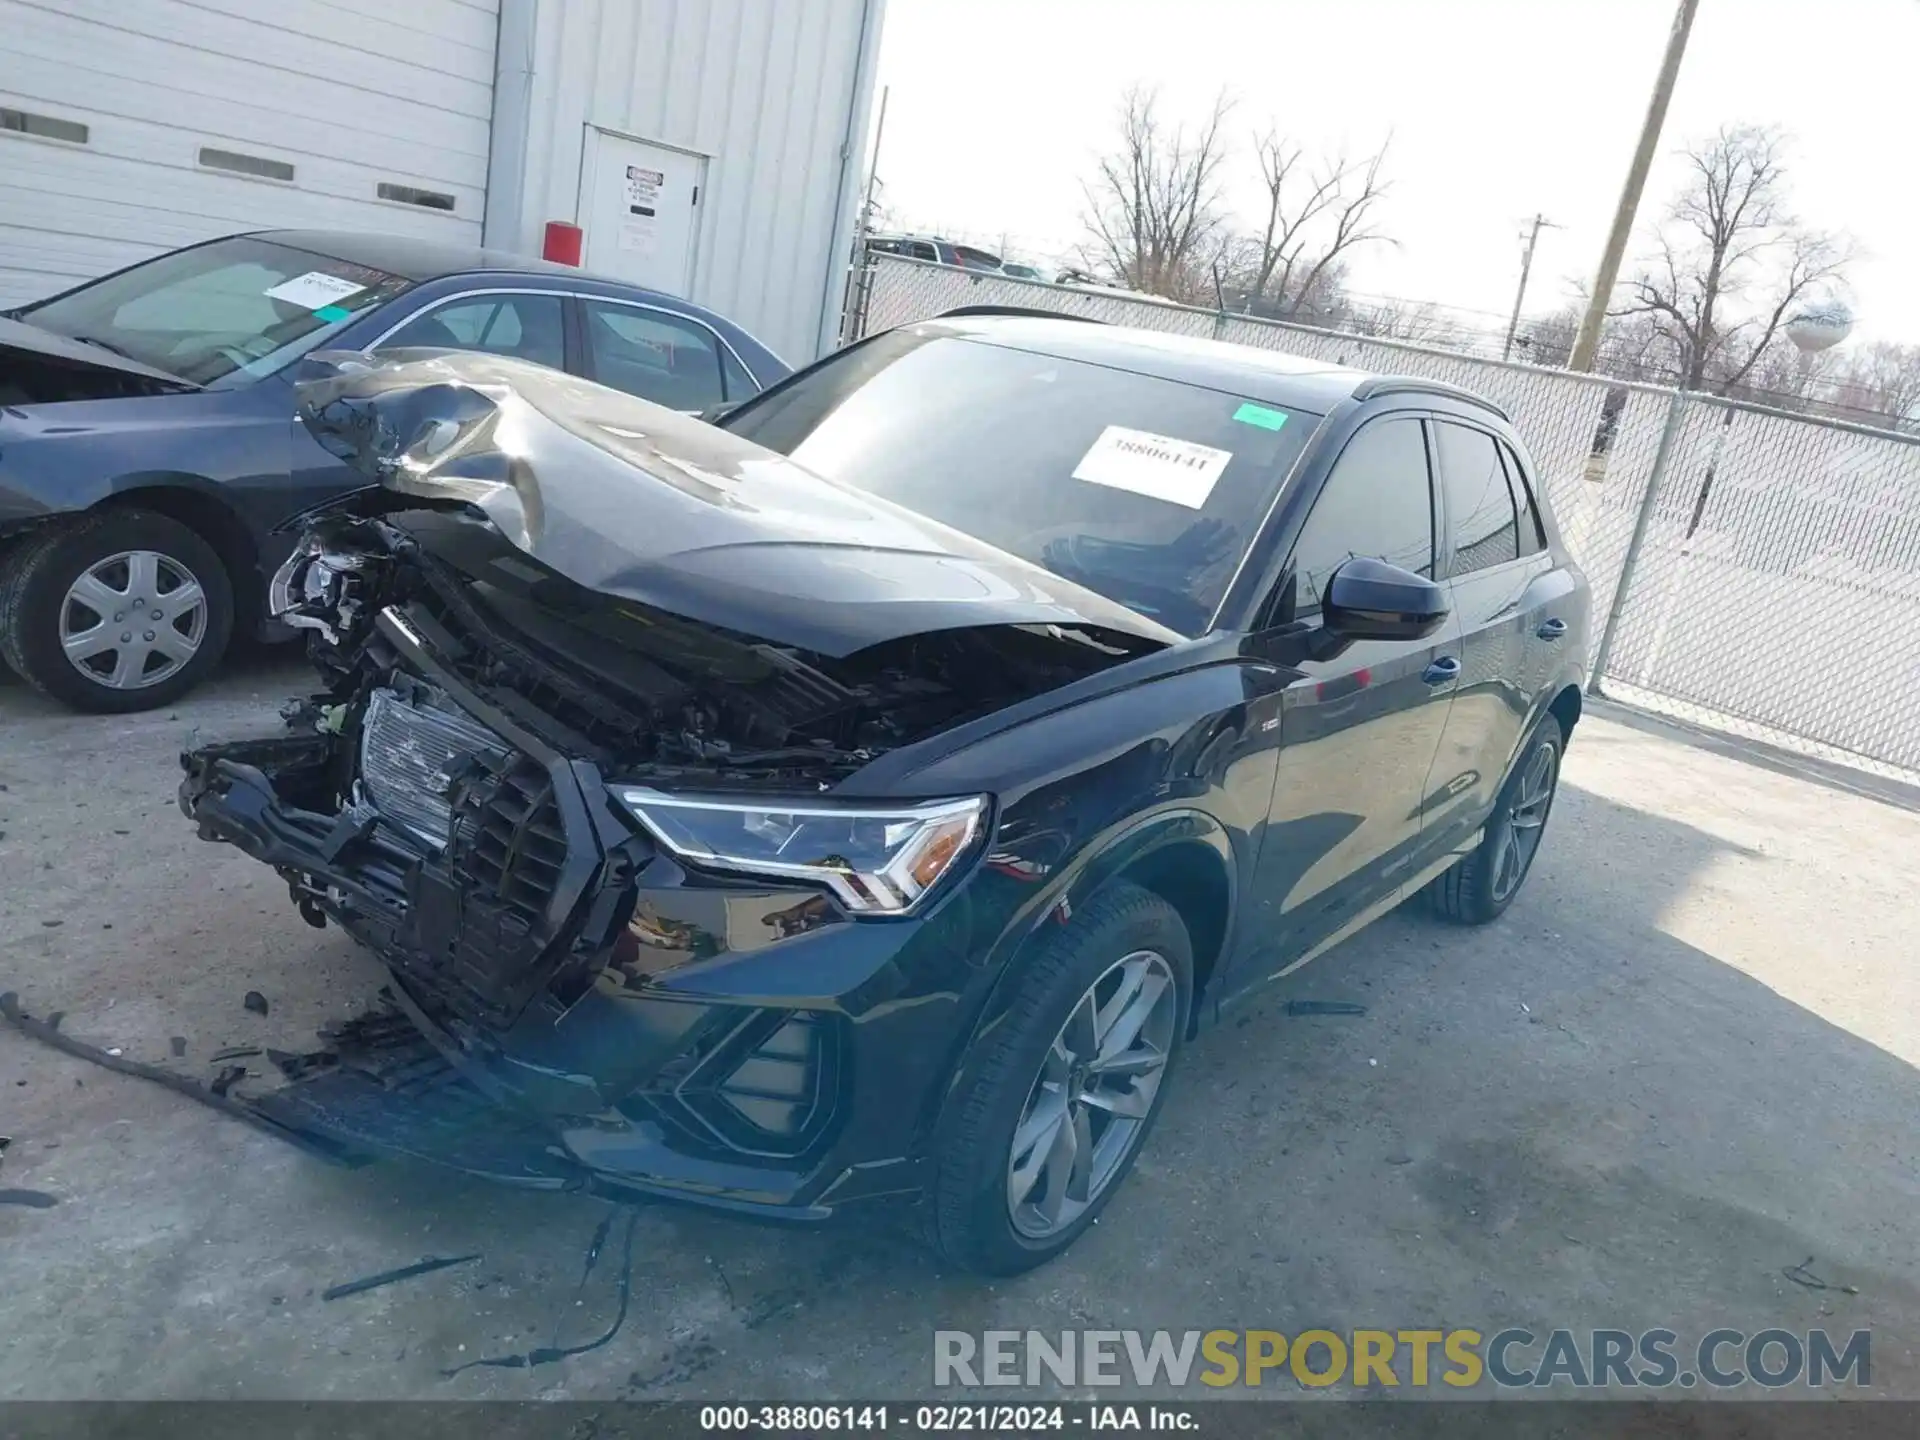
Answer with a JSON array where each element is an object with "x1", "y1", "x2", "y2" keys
[{"x1": 1786, "y1": 299, "x2": 1855, "y2": 354}]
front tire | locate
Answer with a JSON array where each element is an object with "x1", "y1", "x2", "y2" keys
[
  {"x1": 925, "y1": 881, "x2": 1191, "y2": 1276},
  {"x1": 0, "y1": 509, "x2": 233, "y2": 713},
  {"x1": 1426, "y1": 714, "x2": 1564, "y2": 925}
]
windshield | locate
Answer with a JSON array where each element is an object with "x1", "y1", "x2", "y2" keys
[
  {"x1": 21, "y1": 236, "x2": 412, "y2": 388},
  {"x1": 723, "y1": 330, "x2": 1321, "y2": 635}
]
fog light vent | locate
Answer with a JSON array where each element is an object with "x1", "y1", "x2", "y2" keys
[{"x1": 653, "y1": 1010, "x2": 841, "y2": 1159}]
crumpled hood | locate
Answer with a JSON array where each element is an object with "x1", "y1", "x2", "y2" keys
[{"x1": 293, "y1": 348, "x2": 1181, "y2": 657}]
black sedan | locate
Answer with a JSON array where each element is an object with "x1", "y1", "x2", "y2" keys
[
  {"x1": 178, "y1": 316, "x2": 1590, "y2": 1275},
  {"x1": 0, "y1": 231, "x2": 788, "y2": 712}
]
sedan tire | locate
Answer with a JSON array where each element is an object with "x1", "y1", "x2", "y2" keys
[
  {"x1": 0, "y1": 509, "x2": 233, "y2": 714},
  {"x1": 925, "y1": 881, "x2": 1191, "y2": 1276},
  {"x1": 1426, "y1": 713, "x2": 1564, "y2": 925}
]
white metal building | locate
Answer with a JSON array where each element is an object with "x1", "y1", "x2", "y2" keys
[{"x1": 0, "y1": 0, "x2": 883, "y2": 361}]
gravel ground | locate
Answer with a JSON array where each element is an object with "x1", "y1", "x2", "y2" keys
[{"x1": 1, "y1": 652, "x2": 1917, "y2": 1404}]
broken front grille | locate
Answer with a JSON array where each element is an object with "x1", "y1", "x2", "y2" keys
[
  {"x1": 351, "y1": 684, "x2": 582, "y2": 1029},
  {"x1": 459, "y1": 761, "x2": 569, "y2": 929}
]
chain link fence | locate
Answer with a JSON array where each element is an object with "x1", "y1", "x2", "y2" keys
[{"x1": 842, "y1": 252, "x2": 1920, "y2": 783}]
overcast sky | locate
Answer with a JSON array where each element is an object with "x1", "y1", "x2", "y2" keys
[{"x1": 871, "y1": 0, "x2": 1916, "y2": 345}]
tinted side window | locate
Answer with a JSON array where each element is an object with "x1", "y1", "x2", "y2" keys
[
  {"x1": 1288, "y1": 417, "x2": 1434, "y2": 618},
  {"x1": 1500, "y1": 440, "x2": 1547, "y2": 555},
  {"x1": 719, "y1": 343, "x2": 760, "y2": 402},
  {"x1": 583, "y1": 301, "x2": 724, "y2": 410},
  {"x1": 381, "y1": 294, "x2": 566, "y2": 370},
  {"x1": 1434, "y1": 422, "x2": 1518, "y2": 577},
  {"x1": 909, "y1": 242, "x2": 939, "y2": 261}
]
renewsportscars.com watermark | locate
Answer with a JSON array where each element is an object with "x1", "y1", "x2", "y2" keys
[{"x1": 933, "y1": 1328, "x2": 1872, "y2": 1390}]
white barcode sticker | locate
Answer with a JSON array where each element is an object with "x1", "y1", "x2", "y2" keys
[{"x1": 1071, "y1": 425, "x2": 1232, "y2": 509}]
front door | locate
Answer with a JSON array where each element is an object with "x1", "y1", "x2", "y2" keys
[
  {"x1": 580, "y1": 131, "x2": 708, "y2": 297},
  {"x1": 1244, "y1": 415, "x2": 1460, "y2": 975}
]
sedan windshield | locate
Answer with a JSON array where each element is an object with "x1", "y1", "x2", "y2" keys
[
  {"x1": 20, "y1": 237, "x2": 412, "y2": 388},
  {"x1": 723, "y1": 330, "x2": 1321, "y2": 636}
]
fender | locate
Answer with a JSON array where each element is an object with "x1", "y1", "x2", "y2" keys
[{"x1": 913, "y1": 804, "x2": 1239, "y2": 1154}]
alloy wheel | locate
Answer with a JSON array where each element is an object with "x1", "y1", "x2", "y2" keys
[
  {"x1": 1007, "y1": 949, "x2": 1178, "y2": 1240},
  {"x1": 1491, "y1": 738, "x2": 1559, "y2": 903},
  {"x1": 59, "y1": 550, "x2": 209, "y2": 690}
]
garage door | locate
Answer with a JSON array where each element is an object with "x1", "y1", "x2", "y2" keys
[{"x1": 0, "y1": 0, "x2": 496, "y2": 308}]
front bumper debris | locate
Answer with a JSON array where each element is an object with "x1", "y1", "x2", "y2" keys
[{"x1": 173, "y1": 664, "x2": 964, "y2": 1220}]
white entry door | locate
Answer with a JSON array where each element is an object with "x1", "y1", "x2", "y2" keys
[{"x1": 581, "y1": 130, "x2": 706, "y2": 297}]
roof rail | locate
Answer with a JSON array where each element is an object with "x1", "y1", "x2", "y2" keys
[
  {"x1": 1352, "y1": 376, "x2": 1509, "y2": 422},
  {"x1": 933, "y1": 305, "x2": 1104, "y2": 324}
]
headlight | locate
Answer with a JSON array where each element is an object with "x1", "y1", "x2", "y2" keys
[{"x1": 609, "y1": 788, "x2": 989, "y2": 915}]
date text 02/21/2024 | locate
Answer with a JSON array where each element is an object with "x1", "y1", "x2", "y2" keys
[{"x1": 697, "y1": 1405, "x2": 1198, "y2": 1432}]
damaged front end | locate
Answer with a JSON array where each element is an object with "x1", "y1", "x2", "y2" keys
[{"x1": 178, "y1": 350, "x2": 1160, "y2": 1212}]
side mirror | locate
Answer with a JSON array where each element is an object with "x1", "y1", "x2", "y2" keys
[{"x1": 1323, "y1": 556, "x2": 1450, "y2": 642}]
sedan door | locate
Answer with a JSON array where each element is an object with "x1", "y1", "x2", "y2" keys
[
  {"x1": 1421, "y1": 419, "x2": 1559, "y2": 854},
  {"x1": 1242, "y1": 415, "x2": 1462, "y2": 977},
  {"x1": 578, "y1": 297, "x2": 761, "y2": 413}
]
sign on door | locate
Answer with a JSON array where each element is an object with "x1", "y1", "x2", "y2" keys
[{"x1": 583, "y1": 133, "x2": 705, "y2": 296}]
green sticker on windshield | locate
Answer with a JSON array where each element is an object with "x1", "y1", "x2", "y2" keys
[
  {"x1": 1232, "y1": 402, "x2": 1290, "y2": 431},
  {"x1": 312, "y1": 304, "x2": 353, "y2": 322}
]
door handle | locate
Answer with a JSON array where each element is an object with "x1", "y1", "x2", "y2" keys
[
  {"x1": 1536, "y1": 617, "x2": 1568, "y2": 641},
  {"x1": 1422, "y1": 656, "x2": 1461, "y2": 685}
]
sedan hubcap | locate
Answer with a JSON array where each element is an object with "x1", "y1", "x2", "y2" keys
[
  {"x1": 59, "y1": 550, "x2": 207, "y2": 690},
  {"x1": 1492, "y1": 739, "x2": 1559, "y2": 903},
  {"x1": 1007, "y1": 950, "x2": 1177, "y2": 1240}
]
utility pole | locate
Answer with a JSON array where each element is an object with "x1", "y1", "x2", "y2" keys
[
  {"x1": 1568, "y1": 0, "x2": 1700, "y2": 372},
  {"x1": 1502, "y1": 214, "x2": 1559, "y2": 362}
]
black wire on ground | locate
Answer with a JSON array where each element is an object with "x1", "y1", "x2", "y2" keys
[{"x1": 441, "y1": 1204, "x2": 641, "y2": 1378}]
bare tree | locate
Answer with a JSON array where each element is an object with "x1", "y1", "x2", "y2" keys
[
  {"x1": 1513, "y1": 305, "x2": 1579, "y2": 368},
  {"x1": 1828, "y1": 342, "x2": 1920, "y2": 431},
  {"x1": 1620, "y1": 125, "x2": 1849, "y2": 391},
  {"x1": 1726, "y1": 337, "x2": 1830, "y2": 410},
  {"x1": 1240, "y1": 134, "x2": 1392, "y2": 318},
  {"x1": 1080, "y1": 87, "x2": 1235, "y2": 302},
  {"x1": 1343, "y1": 297, "x2": 1451, "y2": 346}
]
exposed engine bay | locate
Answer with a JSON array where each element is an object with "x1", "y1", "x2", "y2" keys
[
  {"x1": 275, "y1": 508, "x2": 1155, "y2": 790},
  {"x1": 174, "y1": 350, "x2": 1174, "y2": 1041},
  {"x1": 157, "y1": 349, "x2": 1200, "y2": 1208}
]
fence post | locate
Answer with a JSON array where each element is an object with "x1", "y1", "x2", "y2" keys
[
  {"x1": 1587, "y1": 388, "x2": 1691, "y2": 697},
  {"x1": 837, "y1": 241, "x2": 873, "y2": 347}
]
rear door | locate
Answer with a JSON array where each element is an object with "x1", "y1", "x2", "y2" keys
[
  {"x1": 1245, "y1": 414, "x2": 1462, "y2": 974},
  {"x1": 578, "y1": 296, "x2": 758, "y2": 412},
  {"x1": 1423, "y1": 418, "x2": 1558, "y2": 851}
]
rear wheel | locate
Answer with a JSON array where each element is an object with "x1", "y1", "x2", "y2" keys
[
  {"x1": 924, "y1": 882, "x2": 1191, "y2": 1275},
  {"x1": 1426, "y1": 715, "x2": 1563, "y2": 925},
  {"x1": 0, "y1": 509, "x2": 233, "y2": 713}
]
